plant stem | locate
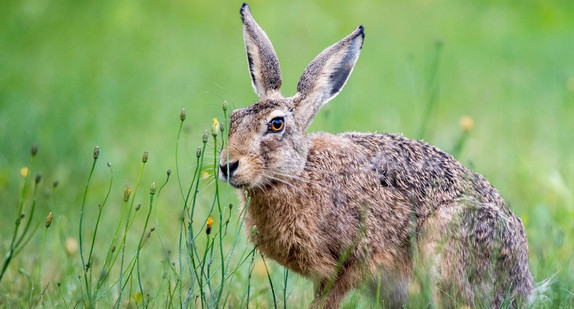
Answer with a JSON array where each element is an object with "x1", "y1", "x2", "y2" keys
[{"x1": 79, "y1": 155, "x2": 98, "y2": 305}]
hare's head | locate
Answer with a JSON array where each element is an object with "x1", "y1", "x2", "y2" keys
[{"x1": 219, "y1": 3, "x2": 364, "y2": 190}]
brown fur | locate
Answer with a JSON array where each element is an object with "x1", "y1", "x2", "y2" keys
[{"x1": 219, "y1": 3, "x2": 535, "y2": 308}]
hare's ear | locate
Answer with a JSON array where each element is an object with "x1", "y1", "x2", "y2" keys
[
  {"x1": 240, "y1": 3, "x2": 282, "y2": 100},
  {"x1": 295, "y1": 26, "x2": 364, "y2": 129}
]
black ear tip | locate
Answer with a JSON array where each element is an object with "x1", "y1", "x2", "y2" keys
[
  {"x1": 357, "y1": 25, "x2": 365, "y2": 38},
  {"x1": 240, "y1": 3, "x2": 250, "y2": 21},
  {"x1": 241, "y1": 3, "x2": 250, "y2": 13}
]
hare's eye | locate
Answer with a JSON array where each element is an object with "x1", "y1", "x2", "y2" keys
[{"x1": 268, "y1": 117, "x2": 285, "y2": 133}]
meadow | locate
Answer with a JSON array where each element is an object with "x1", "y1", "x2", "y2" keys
[{"x1": 1, "y1": 0, "x2": 573, "y2": 307}]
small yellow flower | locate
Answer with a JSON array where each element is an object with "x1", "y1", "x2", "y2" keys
[
  {"x1": 201, "y1": 171, "x2": 210, "y2": 180},
  {"x1": 206, "y1": 216, "x2": 214, "y2": 235},
  {"x1": 132, "y1": 292, "x2": 143, "y2": 305},
  {"x1": 20, "y1": 167, "x2": 29, "y2": 177},
  {"x1": 65, "y1": 237, "x2": 79, "y2": 256},
  {"x1": 459, "y1": 115, "x2": 474, "y2": 133}
]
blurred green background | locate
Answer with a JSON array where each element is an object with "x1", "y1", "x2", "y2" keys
[{"x1": 1, "y1": 0, "x2": 573, "y2": 306}]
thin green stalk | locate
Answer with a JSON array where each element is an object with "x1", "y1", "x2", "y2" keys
[
  {"x1": 12, "y1": 222, "x2": 41, "y2": 257},
  {"x1": 137, "y1": 183, "x2": 156, "y2": 307},
  {"x1": 79, "y1": 147, "x2": 99, "y2": 306},
  {"x1": 245, "y1": 246, "x2": 257, "y2": 309},
  {"x1": 181, "y1": 137, "x2": 208, "y2": 307},
  {"x1": 176, "y1": 109, "x2": 186, "y2": 200},
  {"x1": 212, "y1": 133, "x2": 227, "y2": 307},
  {"x1": 0, "y1": 146, "x2": 36, "y2": 282},
  {"x1": 283, "y1": 268, "x2": 289, "y2": 309},
  {"x1": 199, "y1": 235, "x2": 212, "y2": 308},
  {"x1": 220, "y1": 197, "x2": 251, "y2": 308},
  {"x1": 375, "y1": 275, "x2": 382, "y2": 308},
  {"x1": 261, "y1": 255, "x2": 277, "y2": 309},
  {"x1": 117, "y1": 155, "x2": 147, "y2": 308},
  {"x1": 86, "y1": 163, "x2": 113, "y2": 294},
  {"x1": 174, "y1": 110, "x2": 186, "y2": 309},
  {"x1": 178, "y1": 146, "x2": 203, "y2": 306},
  {"x1": 95, "y1": 195, "x2": 129, "y2": 290},
  {"x1": 15, "y1": 176, "x2": 40, "y2": 249},
  {"x1": 39, "y1": 224, "x2": 48, "y2": 307}
]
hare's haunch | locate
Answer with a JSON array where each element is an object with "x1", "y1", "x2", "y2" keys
[{"x1": 219, "y1": 3, "x2": 535, "y2": 308}]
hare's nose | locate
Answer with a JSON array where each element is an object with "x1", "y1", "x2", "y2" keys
[{"x1": 219, "y1": 160, "x2": 239, "y2": 179}]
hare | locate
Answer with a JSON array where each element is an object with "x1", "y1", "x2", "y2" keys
[{"x1": 219, "y1": 3, "x2": 535, "y2": 308}]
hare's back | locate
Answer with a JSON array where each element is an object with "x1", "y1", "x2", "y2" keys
[{"x1": 309, "y1": 132, "x2": 507, "y2": 219}]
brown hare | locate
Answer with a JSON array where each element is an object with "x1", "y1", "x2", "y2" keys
[{"x1": 219, "y1": 3, "x2": 536, "y2": 308}]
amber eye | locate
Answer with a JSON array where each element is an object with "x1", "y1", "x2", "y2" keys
[{"x1": 268, "y1": 117, "x2": 285, "y2": 133}]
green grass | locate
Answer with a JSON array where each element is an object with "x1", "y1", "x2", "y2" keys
[{"x1": 1, "y1": 0, "x2": 573, "y2": 307}]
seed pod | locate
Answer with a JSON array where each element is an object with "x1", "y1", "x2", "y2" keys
[
  {"x1": 180, "y1": 108, "x2": 186, "y2": 121},
  {"x1": 45, "y1": 212, "x2": 53, "y2": 228}
]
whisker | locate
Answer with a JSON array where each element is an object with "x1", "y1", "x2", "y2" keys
[{"x1": 262, "y1": 174, "x2": 311, "y2": 199}]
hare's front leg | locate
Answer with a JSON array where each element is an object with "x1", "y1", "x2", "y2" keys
[{"x1": 310, "y1": 270, "x2": 356, "y2": 309}]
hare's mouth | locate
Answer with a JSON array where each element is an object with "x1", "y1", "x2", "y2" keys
[{"x1": 228, "y1": 179, "x2": 247, "y2": 189}]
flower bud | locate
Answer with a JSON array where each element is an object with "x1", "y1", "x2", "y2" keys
[
  {"x1": 222, "y1": 100, "x2": 228, "y2": 112},
  {"x1": 45, "y1": 212, "x2": 53, "y2": 228},
  {"x1": 93, "y1": 146, "x2": 100, "y2": 160},
  {"x1": 150, "y1": 182, "x2": 156, "y2": 195},
  {"x1": 180, "y1": 108, "x2": 186, "y2": 121},
  {"x1": 31, "y1": 144, "x2": 38, "y2": 157},
  {"x1": 202, "y1": 130, "x2": 209, "y2": 143},
  {"x1": 196, "y1": 147, "x2": 202, "y2": 158},
  {"x1": 53, "y1": 180, "x2": 59, "y2": 188},
  {"x1": 35, "y1": 173, "x2": 42, "y2": 184},
  {"x1": 135, "y1": 203, "x2": 141, "y2": 211},
  {"x1": 211, "y1": 118, "x2": 220, "y2": 137},
  {"x1": 142, "y1": 151, "x2": 149, "y2": 163},
  {"x1": 166, "y1": 169, "x2": 171, "y2": 177},
  {"x1": 123, "y1": 186, "x2": 132, "y2": 202}
]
